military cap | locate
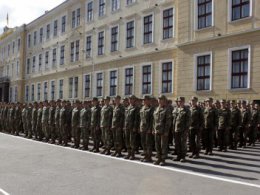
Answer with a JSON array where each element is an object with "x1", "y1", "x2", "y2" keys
[
  {"x1": 178, "y1": 97, "x2": 185, "y2": 102},
  {"x1": 57, "y1": 99, "x2": 61, "y2": 102},
  {"x1": 191, "y1": 96, "x2": 198, "y2": 101},
  {"x1": 158, "y1": 95, "x2": 167, "y2": 100},
  {"x1": 205, "y1": 97, "x2": 213, "y2": 102},
  {"x1": 75, "y1": 100, "x2": 81, "y2": 104},
  {"x1": 114, "y1": 95, "x2": 121, "y2": 100},
  {"x1": 104, "y1": 96, "x2": 111, "y2": 100},
  {"x1": 174, "y1": 97, "x2": 179, "y2": 102},
  {"x1": 92, "y1": 97, "x2": 98, "y2": 101},
  {"x1": 129, "y1": 95, "x2": 137, "y2": 99},
  {"x1": 241, "y1": 100, "x2": 247, "y2": 104},
  {"x1": 231, "y1": 100, "x2": 236, "y2": 104},
  {"x1": 250, "y1": 100, "x2": 255, "y2": 105},
  {"x1": 237, "y1": 100, "x2": 242, "y2": 104},
  {"x1": 142, "y1": 95, "x2": 151, "y2": 100}
]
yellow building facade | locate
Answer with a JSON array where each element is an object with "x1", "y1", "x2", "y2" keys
[{"x1": 0, "y1": 0, "x2": 260, "y2": 103}]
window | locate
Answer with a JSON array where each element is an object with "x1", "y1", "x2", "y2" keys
[
  {"x1": 86, "y1": 36, "x2": 92, "y2": 57},
  {"x1": 99, "y1": 0, "x2": 106, "y2": 17},
  {"x1": 111, "y1": 0, "x2": 120, "y2": 12},
  {"x1": 37, "y1": 83, "x2": 41, "y2": 101},
  {"x1": 143, "y1": 15, "x2": 153, "y2": 44},
  {"x1": 60, "y1": 45, "x2": 65, "y2": 65},
  {"x1": 126, "y1": 0, "x2": 136, "y2": 6},
  {"x1": 9, "y1": 87, "x2": 13, "y2": 102},
  {"x1": 77, "y1": 8, "x2": 81, "y2": 26},
  {"x1": 231, "y1": 0, "x2": 250, "y2": 21},
  {"x1": 26, "y1": 58, "x2": 30, "y2": 74},
  {"x1": 87, "y1": 2, "x2": 94, "y2": 22},
  {"x1": 61, "y1": 16, "x2": 66, "y2": 33},
  {"x1": 17, "y1": 38, "x2": 21, "y2": 51},
  {"x1": 126, "y1": 21, "x2": 135, "y2": 48},
  {"x1": 27, "y1": 34, "x2": 31, "y2": 48},
  {"x1": 98, "y1": 31, "x2": 105, "y2": 55},
  {"x1": 96, "y1": 73, "x2": 103, "y2": 97},
  {"x1": 197, "y1": 55, "x2": 211, "y2": 91},
  {"x1": 16, "y1": 61, "x2": 19, "y2": 76},
  {"x1": 163, "y1": 8, "x2": 174, "y2": 39},
  {"x1": 52, "y1": 48, "x2": 57, "y2": 67},
  {"x1": 50, "y1": 80, "x2": 56, "y2": 100},
  {"x1": 111, "y1": 26, "x2": 119, "y2": 52},
  {"x1": 231, "y1": 48, "x2": 249, "y2": 89},
  {"x1": 40, "y1": 28, "x2": 43, "y2": 43},
  {"x1": 71, "y1": 42, "x2": 75, "y2": 62},
  {"x1": 75, "y1": 40, "x2": 80, "y2": 61},
  {"x1": 72, "y1": 10, "x2": 76, "y2": 28},
  {"x1": 38, "y1": 54, "x2": 42, "y2": 71},
  {"x1": 142, "y1": 65, "x2": 152, "y2": 94},
  {"x1": 197, "y1": 0, "x2": 212, "y2": 29},
  {"x1": 32, "y1": 56, "x2": 36, "y2": 73},
  {"x1": 162, "y1": 62, "x2": 173, "y2": 93},
  {"x1": 25, "y1": 85, "x2": 29, "y2": 102},
  {"x1": 14, "y1": 86, "x2": 18, "y2": 102},
  {"x1": 69, "y1": 77, "x2": 79, "y2": 99},
  {"x1": 46, "y1": 24, "x2": 50, "y2": 39},
  {"x1": 43, "y1": 82, "x2": 48, "y2": 101},
  {"x1": 45, "y1": 51, "x2": 49, "y2": 69},
  {"x1": 125, "y1": 68, "x2": 133, "y2": 95},
  {"x1": 59, "y1": 79, "x2": 64, "y2": 99},
  {"x1": 33, "y1": 31, "x2": 37, "y2": 45},
  {"x1": 110, "y1": 70, "x2": 117, "y2": 96},
  {"x1": 84, "y1": 75, "x2": 91, "y2": 98},
  {"x1": 12, "y1": 41, "x2": 15, "y2": 54},
  {"x1": 54, "y1": 20, "x2": 58, "y2": 36},
  {"x1": 31, "y1": 84, "x2": 35, "y2": 102}
]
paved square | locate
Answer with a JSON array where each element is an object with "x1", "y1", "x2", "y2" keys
[{"x1": 0, "y1": 133, "x2": 260, "y2": 195}]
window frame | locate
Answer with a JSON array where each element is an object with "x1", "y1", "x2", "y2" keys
[
  {"x1": 83, "y1": 74, "x2": 92, "y2": 98},
  {"x1": 228, "y1": 0, "x2": 252, "y2": 22},
  {"x1": 143, "y1": 13, "x2": 154, "y2": 45},
  {"x1": 111, "y1": 25, "x2": 119, "y2": 52},
  {"x1": 141, "y1": 64, "x2": 153, "y2": 95},
  {"x1": 126, "y1": 20, "x2": 135, "y2": 48},
  {"x1": 194, "y1": 0, "x2": 214, "y2": 30},
  {"x1": 124, "y1": 66, "x2": 135, "y2": 96},
  {"x1": 160, "y1": 60, "x2": 174, "y2": 94},
  {"x1": 109, "y1": 69, "x2": 118, "y2": 97},
  {"x1": 162, "y1": 7, "x2": 174, "y2": 40}
]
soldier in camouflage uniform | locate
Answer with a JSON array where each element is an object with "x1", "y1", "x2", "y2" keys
[
  {"x1": 230, "y1": 100, "x2": 241, "y2": 150},
  {"x1": 100, "y1": 96, "x2": 113, "y2": 155},
  {"x1": 9, "y1": 103, "x2": 15, "y2": 134},
  {"x1": 14, "y1": 102, "x2": 22, "y2": 136},
  {"x1": 172, "y1": 98, "x2": 180, "y2": 155},
  {"x1": 174, "y1": 97, "x2": 190, "y2": 162},
  {"x1": 248, "y1": 101, "x2": 260, "y2": 146},
  {"x1": 189, "y1": 96, "x2": 204, "y2": 159},
  {"x1": 80, "y1": 100, "x2": 91, "y2": 150},
  {"x1": 22, "y1": 104, "x2": 28, "y2": 136},
  {"x1": 203, "y1": 98, "x2": 218, "y2": 155},
  {"x1": 140, "y1": 95, "x2": 154, "y2": 162},
  {"x1": 217, "y1": 100, "x2": 231, "y2": 152},
  {"x1": 71, "y1": 100, "x2": 81, "y2": 148},
  {"x1": 55, "y1": 100, "x2": 62, "y2": 145},
  {"x1": 91, "y1": 98, "x2": 101, "y2": 152},
  {"x1": 238, "y1": 100, "x2": 250, "y2": 148},
  {"x1": 124, "y1": 95, "x2": 140, "y2": 160},
  {"x1": 42, "y1": 101, "x2": 50, "y2": 142},
  {"x1": 60, "y1": 100, "x2": 69, "y2": 146},
  {"x1": 66, "y1": 101, "x2": 72, "y2": 142},
  {"x1": 36, "y1": 102, "x2": 43, "y2": 141},
  {"x1": 111, "y1": 96, "x2": 125, "y2": 157},
  {"x1": 31, "y1": 102, "x2": 38, "y2": 139},
  {"x1": 26, "y1": 103, "x2": 33, "y2": 138},
  {"x1": 48, "y1": 100, "x2": 56, "y2": 144},
  {"x1": 153, "y1": 95, "x2": 172, "y2": 165}
]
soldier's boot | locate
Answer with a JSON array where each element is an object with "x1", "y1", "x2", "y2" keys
[
  {"x1": 124, "y1": 151, "x2": 131, "y2": 159},
  {"x1": 159, "y1": 159, "x2": 166, "y2": 166},
  {"x1": 193, "y1": 153, "x2": 199, "y2": 159},
  {"x1": 101, "y1": 149, "x2": 107, "y2": 154},
  {"x1": 153, "y1": 158, "x2": 161, "y2": 165},
  {"x1": 105, "y1": 149, "x2": 111, "y2": 155},
  {"x1": 129, "y1": 151, "x2": 135, "y2": 160},
  {"x1": 116, "y1": 150, "x2": 123, "y2": 157},
  {"x1": 173, "y1": 156, "x2": 181, "y2": 161},
  {"x1": 111, "y1": 150, "x2": 117, "y2": 157}
]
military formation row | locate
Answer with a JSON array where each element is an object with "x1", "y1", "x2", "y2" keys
[{"x1": 0, "y1": 95, "x2": 260, "y2": 166}]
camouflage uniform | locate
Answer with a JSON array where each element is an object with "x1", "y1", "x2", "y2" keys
[
  {"x1": 230, "y1": 105, "x2": 241, "y2": 149},
  {"x1": 100, "y1": 103, "x2": 113, "y2": 154},
  {"x1": 8, "y1": 106, "x2": 15, "y2": 134},
  {"x1": 124, "y1": 99, "x2": 140, "y2": 160},
  {"x1": 36, "y1": 107, "x2": 43, "y2": 141},
  {"x1": 111, "y1": 103, "x2": 125, "y2": 157},
  {"x1": 22, "y1": 107, "x2": 28, "y2": 136},
  {"x1": 55, "y1": 106, "x2": 62, "y2": 144},
  {"x1": 249, "y1": 107, "x2": 259, "y2": 145},
  {"x1": 218, "y1": 104, "x2": 231, "y2": 151},
  {"x1": 91, "y1": 104, "x2": 101, "y2": 152},
  {"x1": 189, "y1": 105, "x2": 204, "y2": 158},
  {"x1": 42, "y1": 105, "x2": 50, "y2": 141},
  {"x1": 60, "y1": 106, "x2": 69, "y2": 146},
  {"x1": 27, "y1": 106, "x2": 33, "y2": 138},
  {"x1": 14, "y1": 105, "x2": 22, "y2": 135},
  {"x1": 140, "y1": 103, "x2": 154, "y2": 161},
  {"x1": 174, "y1": 105, "x2": 190, "y2": 161},
  {"x1": 32, "y1": 106, "x2": 38, "y2": 138},
  {"x1": 72, "y1": 106, "x2": 80, "y2": 148},
  {"x1": 80, "y1": 105, "x2": 91, "y2": 150}
]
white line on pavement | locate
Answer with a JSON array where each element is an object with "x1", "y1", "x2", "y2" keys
[
  {"x1": 0, "y1": 188, "x2": 10, "y2": 195},
  {"x1": 1, "y1": 132, "x2": 260, "y2": 189}
]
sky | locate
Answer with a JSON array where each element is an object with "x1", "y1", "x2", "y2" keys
[{"x1": 0, "y1": 0, "x2": 66, "y2": 33}]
